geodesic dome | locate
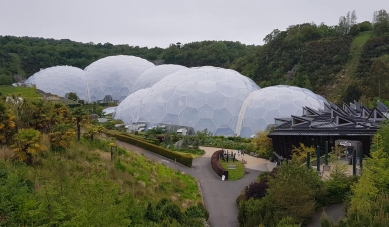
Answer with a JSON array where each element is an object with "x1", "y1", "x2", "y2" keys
[
  {"x1": 238, "y1": 85, "x2": 328, "y2": 138},
  {"x1": 85, "y1": 55, "x2": 154, "y2": 102},
  {"x1": 115, "y1": 66, "x2": 260, "y2": 136},
  {"x1": 133, "y1": 64, "x2": 187, "y2": 92},
  {"x1": 24, "y1": 66, "x2": 88, "y2": 101},
  {"x1": 113, "y1": 88, "x2": 150, "y2": 125}
]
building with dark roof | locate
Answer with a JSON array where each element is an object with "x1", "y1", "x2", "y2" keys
[{"x1": 268, "y1": 100, "x2": 388, "y2": 158}]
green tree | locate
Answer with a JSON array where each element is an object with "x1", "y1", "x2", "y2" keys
[
  {"x1": 67, "y1": 92, "x2": 78, "y2": 101},
  {"x1": 368, "y1": 58, "x2": 389, "y2": 99},
  {"x1": 343, "y1": 82, "x2": 362, "y2": 103},
  {"x1": 267, "y1": 163, "x2": 323, "y2": 224},
  {"x1": 373, "y1": 9, "x2": 389, "y2": 35},
  {"x1": 0, "y1": 74, "x2": 13, "y2": 85},
  {"x1": 253, "y1": 131, "x2": 274, "y2": 158}
]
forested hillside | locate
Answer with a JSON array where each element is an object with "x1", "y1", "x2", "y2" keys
[{"x1": 1, "y1": 9, "x2": 389, "y2": 104}]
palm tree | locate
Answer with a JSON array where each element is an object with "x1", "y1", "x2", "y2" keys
[
  {"x1": 72, "y1": 107, "x2": 86, "y2": 141},
  {"x1": 11, "y1": 128, "x2": 46, "y2": 165}
]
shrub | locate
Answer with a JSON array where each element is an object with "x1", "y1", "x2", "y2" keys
[
  {"x1": 245, "y1": 180, "x2": 269, "y2": 200},
  {"x1": 106, "y1": 130, "x2": 193, "y2": 167}
]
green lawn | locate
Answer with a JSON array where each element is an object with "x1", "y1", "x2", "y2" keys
[
  {"x1": 0, "y1": 85, "x2": 42, "y2": 98},
  {"x1": 219, "y1": 159, "x2": 245, "y2": 180}
]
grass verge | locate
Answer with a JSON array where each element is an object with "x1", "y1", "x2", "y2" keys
[{"x1": 219, "y1": 159, "x2": 245, "y2": 180}]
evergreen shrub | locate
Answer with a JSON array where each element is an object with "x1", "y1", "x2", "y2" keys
[{"x1": 106, "y1": 131, "x2": 193, "y2": 167}]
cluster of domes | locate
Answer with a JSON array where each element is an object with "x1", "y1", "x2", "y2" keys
[
  {"x1": 25, "y1": 55, "x2": 328, "y2": 137},
  {"x1": 25, "y1": 55, "x2": 155, "y2": 103},
  {"x1": 116, "y1": 67, "x2": 260, "y2": 136}
]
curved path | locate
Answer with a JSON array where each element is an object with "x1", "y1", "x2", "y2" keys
[{"x1": 115, "y1": 141, "x2": 270, "y2": 227}]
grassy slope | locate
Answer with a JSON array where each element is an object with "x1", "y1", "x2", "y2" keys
[
  {"x1": 326, "y1": 31, "x2": 373, "y2": 102},
  {"x1": 0, "y1": 137, "x2": 202, "y2": 225},
  {"x1": 0, "y1": 85, "x2": 42, "y2": 98}
]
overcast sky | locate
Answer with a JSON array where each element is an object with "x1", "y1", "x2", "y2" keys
[{"x1": 0, "y1": 0, "x2": 387, "y2": 48}]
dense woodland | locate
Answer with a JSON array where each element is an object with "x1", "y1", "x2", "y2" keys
[{"x1": 1, "y1": 10, "x2": 389, "y2": 105}]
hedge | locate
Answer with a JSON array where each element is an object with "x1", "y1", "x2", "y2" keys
[
  {"x1": 211, "y1": 150, "x2": 228, "y2": 180},
  {"x1": 106, "y1": 131, "x2": 193, "y2": 167}
]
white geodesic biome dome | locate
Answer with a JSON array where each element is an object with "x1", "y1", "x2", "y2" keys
[
  {"x1": 85, "y1": 55, "x2": 154, "y2": 102},
  {"x1": 24, "y1": 66, "x2": 89, "y2": 101},
  {"x1": 113, "y1": 88, "x2": 150, "y2": 125},
  {"x1": 115, "y1": 66, "x2": 260, "y2": 136},
  {"x1": 238, "y1": 85, "x2": 328, "y2": 138},
  {"x1": 132, "y1": 64, "x2": 187, "y2": 92}
]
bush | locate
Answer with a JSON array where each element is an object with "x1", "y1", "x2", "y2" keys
[
  {"x1": 323, "y1": 176, "x2": 358, "y2": 205},
  {"x1": 245, "y1": 180, "x2": 269, "y2": 200},
  {"x1": 106, "y1": 130, "x2": 193, "y2": 167}
]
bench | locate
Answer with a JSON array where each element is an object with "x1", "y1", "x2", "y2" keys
[{"x1": 228, "y1": 165, "x2": 236, "y2": 169}]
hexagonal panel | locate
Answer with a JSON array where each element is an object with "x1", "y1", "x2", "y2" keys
[
  {"x1": 179, "y1": 107, "x2": 199, "y2": 127},
  {"x1": 161, "y1": 113, "x2": 180, "y2": 125},
  {"x1": 217, "y1": 82, "x2": 238, "y2": 97},
  {"x1": 240, "y1": 127, "x2": 254, "y2": 138},
  {"x1": 251, "y1": 119, "x2": 269, "y2": 134},
  {"x1": 187, "y1": 90, "x2": 207, "y2": 108},
  {"x1": 278, "y1": 102, "x2": 298, "y2": 116},
  {"x1": 250, "y1": 106, "x2": 267, "y2": 119},
  {"x1": 194, "y1": 119, "x2": 217, "y2": 134},
  {"x1": 166, "y1": 96, "x2": 186, "y2": 114},
  {"x1": 197, "y1": 80, "x2": 217, "y2": 93},
  {"x1": 207, "y1": 92, "x2": 227, "y2": 109},
  {"x1": 263, "y1": 109, "x2": 282, "y2": 125},
  {"x1": 198, "y1": 104, "x2": 215, "y2": 119},
  {"x1": 212, "y1": 108, "x2": 233, "y2": 128},
  {"x1": 176, "y1": 81, "x2": 196, "y2": 96}
]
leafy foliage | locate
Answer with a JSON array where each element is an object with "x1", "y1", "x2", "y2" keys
[
  {"x1": 252, "y1": 131, "x2": 274, "y2": 158},
  {"x1": 238, "y1": 163, "x2": 325, "y2": 226},
  {"x1": 49, "y1": 123, "x2": 75, "y2": 150},
  {"x1": 11, "y1": 128, "x2": 47, "y2": 164}
]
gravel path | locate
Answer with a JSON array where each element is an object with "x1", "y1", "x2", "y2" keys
[{"x1": 115, "y1": 141, "x2": 263, "y2": 227}]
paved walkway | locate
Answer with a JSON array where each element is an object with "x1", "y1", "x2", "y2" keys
[{"x1": 115, "y1": 142, "x2": 268, "y2": 227}]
